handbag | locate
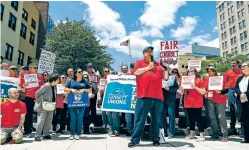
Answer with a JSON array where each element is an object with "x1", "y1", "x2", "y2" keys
[{"x1": 42, "y1": 100, "x2": 56, "y2": 111}]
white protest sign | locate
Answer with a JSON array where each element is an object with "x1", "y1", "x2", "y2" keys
[
  {"x1": 0, "y1": 70, "x2": 10, "y2": 77},
  {"x1": 99, "y1": 79, "x2": 107, "y2": 90},
  {"x1": 160, "y1": 40, "x2": 179, "y2": 69},
  {"x1": 208, "y1": 76, "x2": 223, "y2": 90},
  {"x1": 24, "y1": 74, "x2": 39, "y2": 89},
  {"x1": 188, "y1": 60, "x2": 201, "y2": 71},
  {"x1": 162, "y1": 75, "x2": 175, "y2": 87},
  {"x1": 89, "y1": 74, "x2": 98, "y2": 83},
  {"x1": 57, "y1": 84, "x2": 65, "y2": 94},
  {"x1": 38, "y1": 50, "x2": 56, "y2": 75},
  {"x1": 181, "y1": 76, "x2": 195, "y2": 89}
]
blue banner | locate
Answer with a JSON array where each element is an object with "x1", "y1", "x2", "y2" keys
[
  {"x1": 102, "y1": 75, "x2": 137, "y2": 113},
  {"x1": 67, "y1": 92, "x2": 89, "y2": 108},
  {"x1": 0, "y1": 77, "x2": 18, "y2": 103}
]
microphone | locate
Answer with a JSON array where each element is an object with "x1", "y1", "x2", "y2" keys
[{"x1": 150, "y1": 56, "x2": 154, "y2": 62}]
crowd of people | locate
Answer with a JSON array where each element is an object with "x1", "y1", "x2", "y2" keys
[{"x1": 0, "y1": 46, "x2": 249, "y2": 148}]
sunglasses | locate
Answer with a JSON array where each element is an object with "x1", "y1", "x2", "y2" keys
[
  {"x1": 172, "y1": 71, "x2": 178, "y2": 74},
  {"x1": 77, "y1": 71, "x2": 83, "y2": 73},
  {"x1": 10, "y1": 68, "x2": 17, "y2": 71},
  {"x1": 83, "y1": 76, "x2": 88, "y2": 79},
  {"x1": 61, "y1": 77, "x2": 66, "y2": 79},
  {"x1": 105, "y1": 70, "x2": 110, "y2": 73},
  {"x1": 33, "y1": 67, "x2": 38, "y2": 69},
  {"x1": 44, "y1": 74, "x2": 48, "y2": 76}
]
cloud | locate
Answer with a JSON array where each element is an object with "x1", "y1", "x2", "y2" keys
[
  {"x1": 200, "y1": 38, "x2": 219, "y2": 48},
  {"x1": 170, "y1": 16, "x2": 198, "y2": 41},
  {"x1": 188, "y1": 34, "x2": 210, "y2": 45},
  {"x1": 54, "y1": 20, "x2": 67, "y2": 26},
  {"x1": 212, "y1": 25, "x2": 218, "y2": 32}
]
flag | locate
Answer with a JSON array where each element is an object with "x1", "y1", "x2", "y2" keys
[{"x1": 120, "y1": 39, "x2": 129, "y2": 46}]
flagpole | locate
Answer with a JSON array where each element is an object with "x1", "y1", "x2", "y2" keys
[{"x1": 128, "y1": 38, "x2": 131, "y2": 66}]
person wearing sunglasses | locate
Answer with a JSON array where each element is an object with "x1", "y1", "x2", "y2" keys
[
  {"x1": 8, "y1": 66, "x2": 18, "y2": 78},
  {"x1": 128, "y1": 46, "x2": 169, "y2": 147},
  {"x1": 64, "y1": 68, "x2": 92, "y2": 140},
  {"x1": 42, "y1": 72, "x2": 49, "y2": 83},
  {"x1": 224, "y1": 59, "x2": 243, "y2": 136},
  {"x1": 203, "y1": 64, "x2": 229, "y2": 142},
  {"x1": 181, "y1": 68, "x2": 206, "y2": 142},
  {"x1": 21, "y1": 64, "x2": 45, "y2": 138},
  {"x1": 52, "y1": 75, "x2": 68, "y2": 134},
  {"x1": 99, "y1": 68, "x2": 110, "y2": 128},
  {"x1": 234, "y1": 61, "x2": 249, "y2": 143}
]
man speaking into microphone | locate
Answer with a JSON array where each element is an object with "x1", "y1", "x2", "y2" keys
[{"x1": 128, "y1": 46, "x2": 169, "y2": 147}]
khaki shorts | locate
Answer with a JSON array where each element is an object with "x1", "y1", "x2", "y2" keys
[{"x1": 0, "y1": 127, "x2": 23, "y2": 144}]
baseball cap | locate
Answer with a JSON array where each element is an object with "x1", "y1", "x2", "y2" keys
[{"x1": 143, "y1": 46, "x2": 154, "y2": 53}]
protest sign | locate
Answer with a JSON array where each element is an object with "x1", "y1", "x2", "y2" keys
[
  {"x1": 160, "y1": 40, "x2": 179, "y2": 68},
  {"x1": 38, "y1": 50, "x2": 56, "y2": 75},
  {"x1": 162, "y1": 75, "x2": 176, "y2": 87},
  {"x1": 188, "y1": 60, "x2": 202, "y2": 71},
  {"x1": 102, "y1": 75, "x2": 136, "y2": 113},
  {"x1": 89, "y1": 74, "x2": 98, "y2": 83},
  {"x1": 181, "y1": 76, "x2": 195, "y2": 89},
  {"x1": 208, "y1": 76, "x2": 223, "y2": 90},
  {"x1": 24, "y1": 74, "x2": 39, "y2": 88},
  {"x1": 0, "y1": 70, "x2": 10, "y2": 77},
  {"x1": 57, "y1": 84, "x2": 65, "y2": 94},
  {"x1": 0, "y1": 77, "x2": 18, "y2": 103},
  {"x1": 67, "y1": 93, "x2": 89, "y2": 108}
]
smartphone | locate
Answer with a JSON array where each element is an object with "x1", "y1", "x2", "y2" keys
[{"x1": 150, "y1": 56, "x2": 154, "y2": 62}]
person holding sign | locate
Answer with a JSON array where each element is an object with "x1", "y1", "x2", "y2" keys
[
  {"x1": 128, "y1": 46, "x2": 169, "y2": 147},
  {"x1": 181, "y1": 68, "x2": 206, "y2": 142},
  {"x1": 34, "y1": 74, "x2": 60, "y2": 141},
  {"x1": 0, "y1": 88, "x2": 26, "y2": 144},
  {"x1": 21, "y1": 64, "x2": 44, "y2": 138},
  {"x1": 204, "y1": 64, "x2": 229, "y2": 142},
  {"x1": 234, "y1": 61, "x2": 249, "y2": 143},
  {"x1": 64, "y1": 69, "x2": 92, "y2": 140}
]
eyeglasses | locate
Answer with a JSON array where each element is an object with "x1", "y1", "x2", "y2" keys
[
  {"x1": 61, "y1": 77, "x2": 66, "y2": 79},
  {"x1": 241, "y1": 65, "x2": 249, "y2": 69}
]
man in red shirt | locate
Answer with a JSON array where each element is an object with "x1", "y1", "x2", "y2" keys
[
  {"x1": 224, "y1": 59, "x2": 243, "y2": 135},
  {"x1": 128, "y1": 46, "x2": 168, "y2": 147},
  {"x1": 0, "y1": 88, "x2": 27, "y2": 144},
  {"x1": 21, "y1": 64, "x2": 44, "y2": 137}
]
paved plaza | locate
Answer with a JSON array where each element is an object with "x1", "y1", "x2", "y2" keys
[{"x1": 1, "y1": 134, "x2": 249, "y2": 150}]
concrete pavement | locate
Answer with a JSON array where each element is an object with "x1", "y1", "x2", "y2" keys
[{"x1": 1, "y1": 134, "x2": 249, "y2": 150}]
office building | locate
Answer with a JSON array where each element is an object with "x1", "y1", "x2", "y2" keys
[{"x1": 216, "y1": 1, "x2": 249, "y2": 56}]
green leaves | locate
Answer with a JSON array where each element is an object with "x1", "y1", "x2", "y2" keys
[{"x1": 44, "y1": 19, "x2": 113, "y2": 75}]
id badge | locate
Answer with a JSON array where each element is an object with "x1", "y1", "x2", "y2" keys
[{"x1": 208, "y1": 91, "x2": 213, "y2": 98}]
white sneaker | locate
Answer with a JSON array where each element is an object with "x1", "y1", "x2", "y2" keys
[
  {"x1": 90, "y1": 123, "x2": 95, "y2": 128},
  {"x1": 74, "y1": 135, "x2": 80, "y2": 140},
  {"x1": 69, "y1": 136, "x2": 74, "y2": 140},
  {"x1": 196, "y1": 137, "x2": 205, "y2": 142}
]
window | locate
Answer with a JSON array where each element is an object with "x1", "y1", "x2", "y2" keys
[
  {"x1": 243, "y1": 20, "x2": 246, "y2": 27},
  {"x1": 1, "y1": 4, "x2": 4, "y2": 21},
  {"x1": 241, "y1": 44, "x2": 245, "y2": 51},
  {"x1": 231, "y1": 38, "x2": 233, "y2": 46},
  {"x1": 27, "y1": 56, "x2": 32, "y2": 66},
  {"x1": 233, "y1": 26, "x2": 236, "y2": 33},
  {"x1": 235, "y1": 47, "x2": 238, "y2": 53},
  {"x1": 228, "y1": 8, "x2": 230, "y2": 15},
  {"x1": 17, "y1": 51, "x2": 24, "y2": 65},
  {"x1": 230, "y1": 28, "x2": 232, "y2": 35},
  {"x1": 234, "y1": 37, "x2": 237, "y2": 45},
  {"x1": 238, "y1": 11, "x2": 241, "y2": 20},
  {"x1": 221, "y1": 24, "x2": 223, "y2": 30},
  {"x1": 229, "y1": 18, "x2": 232, "y2": 25},
  {"x1": 223, "y1": 13, "x2": 225, "y2": 20},
  {"x1": 225, "y1": 41, "x2": 228, "y2": 49},
  {"x1": 237, "y1": 1, "x2": 240, "y2": 9},
  {"x1": 231, "y1": 6, "x2": 234, "y2": 13},
  {"x1": 31, "y1": 19, "x2": 36, "y2": 30},
  {"x1": 5, "y1": 44, "x2": 13, "y2": 61},
  {"x1": 29, "y1": 32, "x2": 35, "y2": 45},
  {"x1": 222, "y1": 43, "x2": 225, "y2": 49},
  {"x1": 8, "y1": 13, "x2": 16, "y2": 31},
  {"x1": 232, "y1": 15, "x2": 235, "y2": 23},
  {"x1": 239, "y1": 22, "x2": 243, "y2": 30},
  {"x1": 219, "y1": 6, "x2": 222, "y2": 12},
  {"x1": 11, "y1": 1, "x2": 18, "y2": 11},
  {"x1": 245, "y1": 42, "x2": 249, "y2": 51},
  {"x1": 241, "y1": 9, "x2": 245, "y2": 17},
  {"x1": 220, "y1": 15, "x2": 222, "y2": 21},
  {"x1": 22, "y1": 9, "x2": 28, "y2": 21},
  {"x1": 240, "y1": 33, "x2": 244, "y2": 41},
  {"x1": 20, "y1": 23, "x2": 27, "y2": 39},
  {"x1": 223, "y1": 22, "x2": 226, "y2": 29},
  {"x1": 244, "y1": 31, "x2": 247, "y2": 39},
  {"x1": 222, "y1": 33, "x2": 224, "y2": 40},
  {"x1": 224, "y1": 32, "x2": 227, "y2": 39}
]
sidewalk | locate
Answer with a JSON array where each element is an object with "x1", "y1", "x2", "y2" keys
[{"x1": 1, "y1": 134, "x2": 248, "y2": 150}]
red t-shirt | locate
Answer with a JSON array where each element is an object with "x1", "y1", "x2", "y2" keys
[
  {"x1": 184, "y1": 78, "x2": 205, "y2": 108},
  {"x1": 223, "y1": 69, "x2": 243, "y2": 88},
  {"x1": 132, "y1": 60, "x2": 164, "y2": 100},
  {"x1": 20, "y1": 73, "x2": 44, "y2": 99},
  {"x1": 56, "y1": 95, "x2": 64, "y2": 108},
  {"x1": 204, "y1": 76, "x2": 227, "y2": 104},
  {"x1": 0, "y1": 100, "x2": 27, "y2": 128}
]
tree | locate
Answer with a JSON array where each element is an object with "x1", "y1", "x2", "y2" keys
[
  {"x1": 44, "y1": 18, "x2": 113, "y2": 75},
  {"x1": 201, "y1": 53, "x2": 248, "y2": 76}
]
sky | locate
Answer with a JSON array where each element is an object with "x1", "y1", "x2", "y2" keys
[{"x1": 49, "y1": 1, "x2": 219, "y2": 71}]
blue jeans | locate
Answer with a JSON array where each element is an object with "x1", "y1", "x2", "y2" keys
[
  {"x1": 131, "y1": 98, "x2": 163, "y2": 144},
  {"x1": 125, "y1": 113, "x2": 133, "y2": 133},
  {"x1": 70, "y1": 107, "x2": 85, "y2": 135},
  {"x1": 107, "y1": 112, "x2": 120, "y2": 133},
  {"x1": 102, "y1": 111, "x2": 108, "y2": 126},
  {"x1": 160, "y1": 100, "x2": 175, "y2": 137}
]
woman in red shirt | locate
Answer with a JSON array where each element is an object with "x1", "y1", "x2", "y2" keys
[
  {"x1": 204, "y1": 65, "x2": 229, "y2": 142},
  {"x1": 182, "y1": 68, "x2": 206, "y2": 141}
]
